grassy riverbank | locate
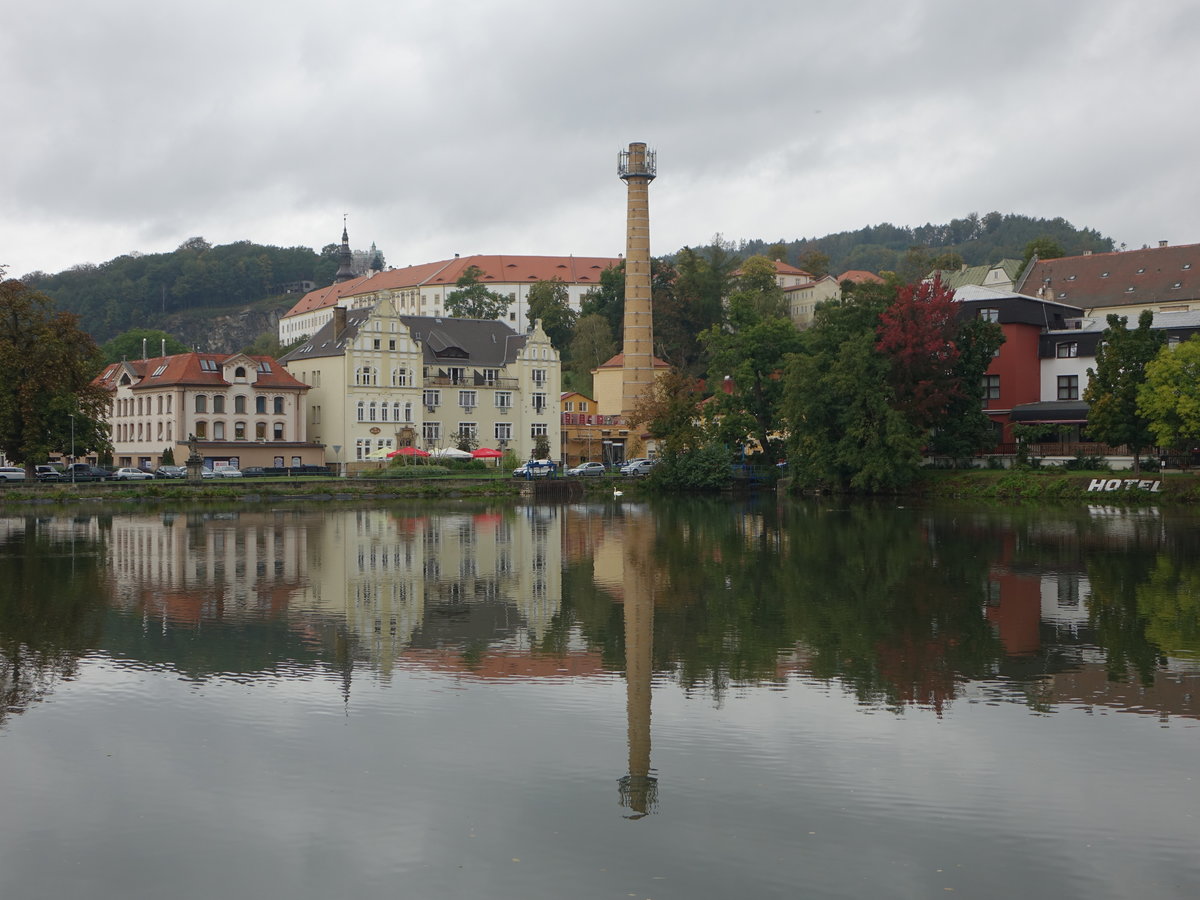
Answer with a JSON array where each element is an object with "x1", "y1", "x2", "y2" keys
[
  {"x1": 914, "y1": 468, "x2": 1200, "y2": 502},
  {"x1": 0, "y1": 472, "x2": 638, "y2": 508}
]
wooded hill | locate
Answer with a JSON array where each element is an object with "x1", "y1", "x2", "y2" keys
[
  {"x1": 735, "y1": 212, "x2": 1113, "y2": 276},
  {"x1": 22, "y1": 212, "x2": 1113, "y2": 347}
]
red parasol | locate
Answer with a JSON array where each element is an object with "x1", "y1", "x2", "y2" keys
[
  {"x1": 388, "y1": 446, "x2": 430, "y2": 458},
  {"x1": 471, "y1": 447, "x2": 503, "y2": 458}
]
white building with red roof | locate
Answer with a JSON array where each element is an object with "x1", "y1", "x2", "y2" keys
[
  {"x1": 278, "y1": 253, "x2": 621, "y2": 345},
  {"x1": 94, "y1": 352, "x2": 321, "y2": 470}
]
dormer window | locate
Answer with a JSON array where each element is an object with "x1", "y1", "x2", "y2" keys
[
  {"x1": 151, "y1": 364, "x2": 167, "y2": 377},
  {"x1": 1125, "y1": 287, "x2": 1135, "y2": 293},
  {"x1": 234, "y1": 366, "x2": 246, "y2": 378},
  {"x1": 1172, "y1": 282, "x2": 1183, "y2": 289},
  {"x1": 1184, "y1": 264, "x2": 1193, "y2": 270},
  {"x1": 1100, "y1": 272, "x2": 1110, "y2": 278},
  {"x1": 1136, "y1": 268, "x2": 1146, "y2": 274},
  {"x1": 1067, "y1": 275, "x2": 1077, "y2": 281}
]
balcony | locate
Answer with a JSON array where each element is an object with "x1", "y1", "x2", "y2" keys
[{"x1": 425, "y1": 375, "x2": 519, "y2": 389}]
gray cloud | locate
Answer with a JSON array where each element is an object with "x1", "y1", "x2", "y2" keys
[{"x1": 3, "y1": 0, "x2": 1198, "y2": 278}]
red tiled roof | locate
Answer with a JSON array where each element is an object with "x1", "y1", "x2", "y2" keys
[
  {"x1": 771, "y1": 260, "x2": 814, "y2": 277},
  {"x1": 282, "y1": 254, "x2": 622, "y2": 319},
  {"x1": 1015, "y1": 242, "x2": 1200, "y2": 309},
  {"x1": 596, "y1": 353, "x2": 671, "y2": 369},
  {"x1": 838, "y1": 270, "x2": 884, "y2": 284},
  {"x1": 93, "y1": 352, "x2": 307, "y2": 391}
]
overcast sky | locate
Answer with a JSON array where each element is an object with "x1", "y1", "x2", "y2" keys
[{"x1": 3, "y1": 0, "x2": 1197, "y2": 279}]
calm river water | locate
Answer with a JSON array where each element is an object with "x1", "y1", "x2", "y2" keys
[{"x1": 1, "y1": 497, "x2": 1197, "y2": 899}]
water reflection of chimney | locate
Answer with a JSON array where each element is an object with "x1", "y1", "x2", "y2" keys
[{"x1": 618, "y1": 517, "x2": 658, "y2": 818}]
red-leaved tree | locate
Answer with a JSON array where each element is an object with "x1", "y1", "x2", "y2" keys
[{"x1": 876, "y1": 276, "x2": 961, "y2": 429}]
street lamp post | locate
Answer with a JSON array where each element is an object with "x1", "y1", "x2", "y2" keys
[{"x1": 69, "y1": 414, "x2": 75, "y2": 483}]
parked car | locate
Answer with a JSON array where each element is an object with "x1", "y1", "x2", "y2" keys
[
  {"x1": 113, "y1": 467, "x2": 154, "y2": 481},
  {"x1": 620, "y1": 458, "x2": 658, "y2": 477},
  {"x1": 61, "y1": 464, "x2": 113, "y2": 482},
  {"x1": 154, "y1": 465, "x2": 187, "y2": 479},
  {"x1": 35, "y1": 465, "x2": 64, "y2": 482},
  {"x1": 211, "y1": 466, "x2": 243, "y2": 478},
  {"x1": 566, "y1": 461, "x2": 607, "y2": 477},
  {"x1": 512, "y1": 460, "x2": 557, "y2": 478},
  {"x1": 0, "y1": 466, "x2": 27, "y2": 482}
]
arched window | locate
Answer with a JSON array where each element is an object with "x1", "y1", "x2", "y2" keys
[
  {"x1": 214, "y1": 422, "x2": 225, "y2": 440},
  {"x1": 404, "y1": 402, "x2": 413, "y2": 422},
  {"x1": 234, "y1": 366, "x2": 246, "y2": 378},
  {"x1": 392, "y1": 367, "x2": 410, "y2": 387},
  {"x1": 380, "y1": 403, "x2": 388, "y2": 422},
  {"x1": 273, "y1": 397, "x2": 283, "y2": 414},
  {"x1": 234, "y1": 422, "x2": 246, "y2": 440},
  {"x1": 235, "y1": 395, "x2": 246, "y2": 414},
  {"x1": 195, "y1": 421, "x2": 207, "y2": 439},
  {"x1": 213, "y1": 395, "x2": 226, "y2": 413},
  {"x1": 356, "y1": 366, "x2": 378, "y2": 386},
  {"x1": 255, "y1": 396, "x2": 266, "y2": 414},
  {"x1": 357, "y1": 401, "x2": 365, "y2": 422},
  {"x1": 255, "y1": 422, "x2": 266, "y2": 440},
  {"x1": 368, "y1": 401, "x2": 377, "y2": 422},
  {"x1": 195, "y1": 395, "x2": 207, "y2": 413},
  {"x1": 393, "y1": 402, "x2": 402, "y2": 422}
]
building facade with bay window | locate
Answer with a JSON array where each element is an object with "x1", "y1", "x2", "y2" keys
[
  {"x1": 94, "y1": 352, "x2": 322, "y2": 470},
  {"x1": 281, "y1": 297, "x2": 560, "y2": 467}
]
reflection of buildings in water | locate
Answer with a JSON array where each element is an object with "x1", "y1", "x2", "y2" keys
[
  {"x1": 984, "y1": 567, "x2": 1095, "y2": 657},
  {"x1": 1028, "y1": 662, "x2": 1200, "y2": 721},
  {"x1": 290, "y1": 508, "x2": 565, "y2": 674},
  {"x1": 104, "y1": 511, "x2": 313, "y2": 625}
]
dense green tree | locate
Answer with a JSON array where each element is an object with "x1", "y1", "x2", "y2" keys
[
  {"x1": 525, "y1": 278, "x2": 576, "y2": 350},
  {"x1": 727, "y1": 255, "x2": 787, "y2": 325},
  {"x1": 701, "y1": 312, "x2": 802, "y2": 466},
  {"x1": 567, "y1": 313, "x2": 615, "y2": 397},
  {"x1": 579, "y1": 262, "x2": 625, "y2": 338},
  {"x1": 445, "y1": 265, "x2": 510, "y2": 319},
  {"x1": 674, "y1": 236, "x2": 738, "y2": 333},
  {"x1": 798, "y1": 249, "x2": 830, "y2": 277},
  {"x1": 242, "y1": 332, "x2": 305, "y2": 358},
  {"x1": 928, "y1": 315, "x2": 1005, "y2": 458},
  {"x1": 1022, "y1": 236, "x2": 1066, "y2": 266},
  {"x1": 1138, "y1": 335, "x2": 1200, "y2": 450},
  {"x1": 784, "y1": 329, "x2": 923, "y2": 492},
  {"x1": 100, "y1": 328, "x2": 189, "y2": 363},
  {"x1": 629, "y1": 368, "x2": 708, "y2": 457},
  {"x1": 1084, "y1": 311, "x2": 1165, "y2": 471},
  {"x1": 0, "y1": 280, "x2": 111, "y2": 466}
]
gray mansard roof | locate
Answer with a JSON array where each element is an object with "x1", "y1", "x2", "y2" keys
[{"x1": 282, "y1": 312, "x2": 530, "y2": 367}]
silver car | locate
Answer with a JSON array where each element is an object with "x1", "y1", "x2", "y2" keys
[{"x1": 113, "y1": 467, "x2": 154, "y2": 481}]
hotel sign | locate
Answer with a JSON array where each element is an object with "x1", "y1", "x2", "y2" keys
[{"x1": 1086, "y1": 478, "x2": 1162, "y2": 493}]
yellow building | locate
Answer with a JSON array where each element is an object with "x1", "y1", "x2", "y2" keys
[{"x1": 282, "y1": 297, "x2": 560, "y2": 467}]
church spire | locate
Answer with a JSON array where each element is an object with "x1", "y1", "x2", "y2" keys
[{"x1": 333, "y1": 215, "x2": 356, "y2": 283}]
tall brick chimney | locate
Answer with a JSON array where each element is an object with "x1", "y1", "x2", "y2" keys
[{"x1": 618, "y1": 142, "x2": 657, "y2": 421}]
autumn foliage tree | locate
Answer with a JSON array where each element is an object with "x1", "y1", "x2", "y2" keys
[
  {"x1": 0, "y1": 279, "x2": 111, "y2": 466},
  {"x1": 875, "y1": 276, "x2": 961, "y2": 430}
]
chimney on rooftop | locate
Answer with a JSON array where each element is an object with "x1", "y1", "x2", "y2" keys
[{"x1": 332, "y1": 306, "x2": 347, "y2": 338}]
